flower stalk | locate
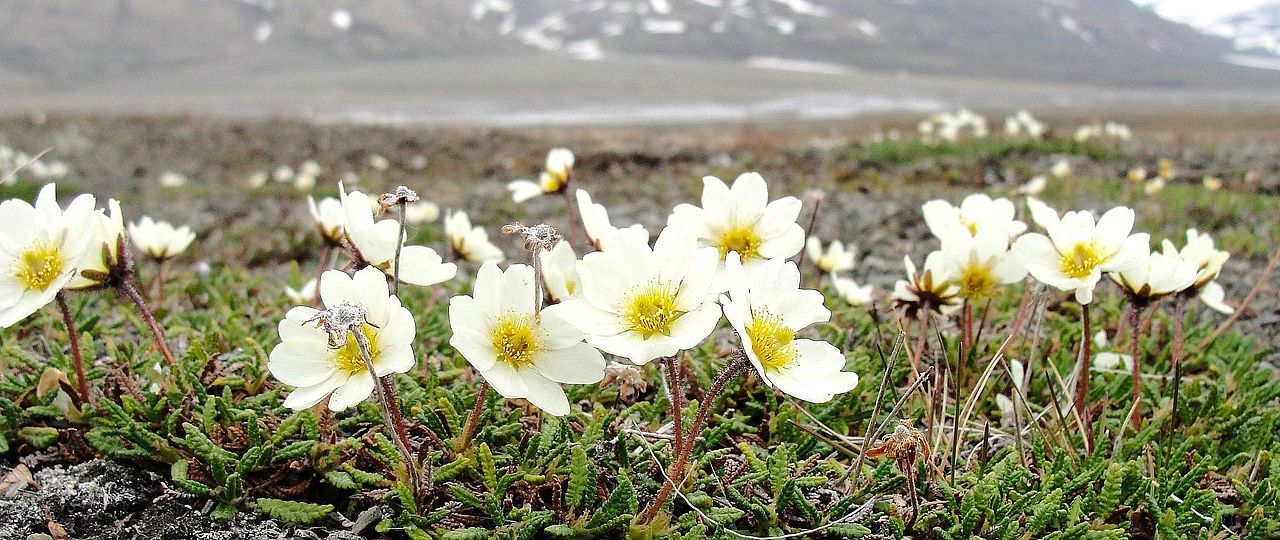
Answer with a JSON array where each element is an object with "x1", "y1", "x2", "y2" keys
[
  {"x1": 640, "y1": 354, "x2": 749, "y2": 523},
  {"x1": 120, "y1": 274, "x2": 178, "y2": 367},
  {"x1": 352, "y1": 326, "x2": 421, "y2": 496},
  {"x1": 55, "y1": 292, "x2": 91, "y2": 402},
  {"x1": 457, "y1": 381, "x2": 490, "y2": 453},
  {"x1": 1074, "y1": 303, "x2": 1093, "y2": 450}
]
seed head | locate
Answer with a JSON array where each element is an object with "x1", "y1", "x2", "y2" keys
[
  {"x1": 502, "y1": 222, "x2": 561, "y2": 252},
  {"x1": 306, "y1": 301, "x2": 371, "y2": 348},
  {"x1": 378, "y1": 186, "x2": 420, "y2": 211}
]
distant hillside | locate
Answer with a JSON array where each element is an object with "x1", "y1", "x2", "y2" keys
[{"x1": 0, "y1": 0, "x2": 1277, "y2": 92}]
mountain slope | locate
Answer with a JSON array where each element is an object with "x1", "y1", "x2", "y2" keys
[{"x1": 0, "y1": 0, "x2": 1276, "y2": 91}]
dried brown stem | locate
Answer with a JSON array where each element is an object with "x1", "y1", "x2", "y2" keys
[{"x1": 1198, "y1": 244, "x2": 1280, "y2": 348}]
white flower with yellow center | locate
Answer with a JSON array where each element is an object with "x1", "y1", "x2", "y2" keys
[
  {"x1": 1161, "y1": 229, "x2": 1232, "y2": 314},
  {"x1": 269, "y1": 267, "x2": 417, "y2": 411},
  {"x1": 128, "y1": 216, "x2": 196, "y2": 260},
  {"x1": 444, "y1": 210, "x2": 505, "y2": 263},
  {"x1": 0, "y1": 184, "x2": 96, "y2": 327},
  {"x1": 939, "y1": 228, "x2": 1027, "y2": 300},
  {"x1": 891, "y1": 252, "x2": 962, "y2": 317},
  {"x1": 307, "y1": 196, "x2": 346, "y2": 245},
  {"x1": 448, "y1": 263, "x2": 605, "y2": 416},
  {"x1": 805, "y1": 237, "x2": 855, "y2": 274},
  {"x1": 1110, "y1": 251, "x2": 1198, "y2": 302},
  {"x1": 555, "y1": 227, "x2": 721, "y2": 365},
  {"x1": 1011, "y1": 204, "x2": 1149, "y2": 304},
  {"x1": 922, "y1": 194, "x2": 1026, "y2": 242},
  {"x1": 404, "y1": 200, "x2": 440, "y2": 224},
  {"x1": 508, "y1": 148, "x2": 575, "y2": 203},
  {"x1": 1051, "y1": 159, "x2": 1072, "y2": 179},
  {"x1": 68, "y1": 199, "x2": 125, "y2": 290},
  {"x1": 576, "y1": 189, "x2": 649, "y2": 250},
  {"x1": 832, "y1": 275, "x2": 874, "y2": 306},
  {"x1": 668, "y1": 172, "x2": 803, "y2": 285},
  {"x1": 721, "y1": 254, "x2": 858, "y2": 403},
  {"x1": 540, "y1": 240, "x2": 580, "y2": 302},
  {"x1": 340, "y1": 183, "x2": 457, "y2": 286}
]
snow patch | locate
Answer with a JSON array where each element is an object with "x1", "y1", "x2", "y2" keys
[
  {"x1": 567, "y1": 39, "x2": 605, "y2": 60},
  {"x1": 253, "y1": 22, "x2": 272, "y2": 43},
  {"x1": 642, "y1": 18, "x2": 687, "y2": 34},
  {"x1": 746, "y1": 56, "x2": 853, "y2": 75},
  {"x1": 650, "y1": 0, "x2": 672, "y2": 15},
  {"x1": 1058, "y1": 14, "x2": 1095, "y2": 43},
  {"x1": 1224, "y1": 53, "x2": 1280, "y2": 70},
  {"x1": 771, "y1": 0, "x2": 829, "y2": 17},
  {"x1": 330, "y1": 9, "x2": 352, "y2": 31},
  {"x1": 854, "y1": 18, "x2": 879, "y2": 37}
]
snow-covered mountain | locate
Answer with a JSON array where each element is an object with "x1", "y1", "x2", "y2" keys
[{"x1": 0, "y1": 0, "x2": 1276, "y2": 90}]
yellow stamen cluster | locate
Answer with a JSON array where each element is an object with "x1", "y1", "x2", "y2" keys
[
  {"x1": 958, "y1": 263, "x2": 997, "y2": 299},
  {"x1": 333, "y1": 324, "x2": 381, "y2": 375},
  {"x1": 491, "y1": 312, "x2": 541, "y2": 367},
  {"x1": 621, "y1": 279, "x2": 681, "y2": 338},
  {"x1": 1061, "y1": 242, "x2": 1103, "y2": 279},
  {"x1": 747, "y1": 309, "x2": 797, "y2": 371},
  {"x1": 15, "y1": 241, "x2": 63, "y2": 291},
  {"x1": 714, "y1": 224, "x2": 762, "y2": 261}
]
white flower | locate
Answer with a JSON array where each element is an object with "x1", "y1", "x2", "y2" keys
[
  {"x1": 508, "y1": 148, "x2": 574, "y2": 203},
  {"x1": 247, "y1": 170, "x2": 269, "y2": 189},
  {"x1": 922, "y1": 194, "x2": 1026, "y2": 242},
  {"x1": 668, "y1": 172, "x2": 804, "y2": 286},
  {"x1": 404, "y1": 200, "x2": 440, "y2": 224},
  {"x1": 805, "y1": 237, "x2": 855, "y2": 274},
  {"x1": 1095, "y1": 352, "x2": 1133, "y2": 371},
  {"x1": 1051, "y1": 159, "x2": 1072, "y2": 179},
  {"x1": 1127, "y1": 168, "x2": 1147, "y2": 183},
  {"x1": 158, "y1": 171, "x2": 188, "y2": 187},
  {"x1": 128, "y1": 216, "x2": 196, "y2": 260},
  {"x1": 1111, "y1": 251, "x2": 1198, "y2": 302},
  {"x1": 940, "y1": 228, "x2": 1027, "y2": 300},
  {"x1": 721, "y1": 254, "x2": 858, "y2": 403},
  {"x1": 1161, "y1": 229, "x2": 1232, "y2": 314},
  {"x1": 340, "y1": 183, "x2": 456, "y2": 286},
  {"x1": 1202, "y1": 176, "x2": 1222, "y2": 191},
  {"x1": 1011, "y1": 205, "x2": 1149, "y2": 304},
  {"x1": 576, "y1": 189, "x2": 649, "y2": 250},
  {"x1": 68, "y1": 199, "x2": 126, "y2": 290},
  {"x1": 308, "y1": 196, "x2": 346, "y2": 245},
  {"x1": 444, "y1": 210, "x2": 505, "y2": 263},
  {"x1": 268, "y1": 267, "x2": 417, "y2": 412},
  {"x1": 368, "y1": 154, "x2": 390, "y2": 171},
  {"x1": 1143, "y1": 177, "x2": 1166, "y2": 196},
  {"x1": 273, "y1": 165, "x2": 295, "y2": 183},
  {"x1": 832, "y1": 275, "x2": 874, "y2": 306},
  {"x1": 1016, "y1": 175, "x2": 1047, "y2": 196},
  {"x1": 284, "y1": 278, "x2": 318, "y2": 304},
  {"x1": 891, "y1": 251, "x2": 962, "y2": 317},
  {"x1": 554, "y1": 227, "x2": 722, "y2": 365},
  {"x1": 0, "y1": 184, "x2": 96, "y2": 327},
  {"x1": 540, "y1": 240, "x2": 580, "y2": 302},
  {"x1": 448, "y1": 263, "x2": 605, "y2": 416}
]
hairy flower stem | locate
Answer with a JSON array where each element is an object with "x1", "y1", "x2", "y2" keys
[
  {"x1": 562, "y1": 191, "x2": 583, "y2": 249},
  {"x1": 1074, "y1": 303, "x2": 1093, "y2": 451},
  {"x1": 155, "y1": 259, "x2": 168, "y2": 304},
  {"x1": 393, "y1": 202, "x2": 406, "y2": 297},
  {"x1": 457, "y1": 381, "x2": 490, "y2": 453},
  {"x1": 661, "y1": 356, "x2": 686, "y2": 456},
  {"x1": 795, "y1": 196, "x2": 822, "y2": 285},
  {"x1": 120, "y1": 275, "x2": 178, "y2": 367},
  {"x1": 640, "y1": 355, "x2": 748, "y2": 523},
  {"x1": 909, "y1": 314, "x2": 929, "y2": 383},
  {"x1": 1198, "y1": 243, "x2": 1280, "y2": 348},
  {"x1": 353, "y1": 329, "x2": 421, "y2": 496},
  {"x1": 1128, "y1": 302, "x2": 1147, "y2": 429},
  {"x1": 55, "y1": 292, "x2": 91, "y2": 403},
  {"x1": 1006, "y1": 279, "x2": 1035, "y2": 346}
]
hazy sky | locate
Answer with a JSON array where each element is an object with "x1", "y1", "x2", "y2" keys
[{"x1": 1133, "y1": 0, "x2": 1272, "y2": 26}]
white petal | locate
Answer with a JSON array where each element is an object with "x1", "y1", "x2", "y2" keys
[
  {"x1": 531, "y1": 342, "x2": 605, "y2": 384},
  {"x1": 519, "y1": 368, "x2": 570, "y2": 416}
]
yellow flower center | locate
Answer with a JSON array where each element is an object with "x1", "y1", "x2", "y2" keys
[
  {"x1": 746, "y1": 309, "x2": 797, "y2": 371},
  {"x1": 15, "y1": 241, "x2": 64, "y2": 291},
  {"x1": 491, "y1": 312, "x2": 542, "y2": 367},
  {"x1": 1061, "y1": 242, "x2": 1103, "y2": 279},
  {"x1": 964, "y1": 220, "x2": 978, "y2": 235},
  {"x1": 713, "y1": 223, "x2": 762, "y2": 261},
  {"x1": 333, "y1": 324, "x2": 381, "y2": 375},
  {"x1": 621, "y1": 279, "x2": 681, "y2": 338},
  {"x1": 540, "y1": 171, "x2": 566, "y2": 193},
  {"x1": 958, "y1": 263, "x2": 998, "y2": 299}
]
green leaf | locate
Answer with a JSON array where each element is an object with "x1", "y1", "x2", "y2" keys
[
  {"x1": 255, "y1": 498, "x2": 334, "y2": 525},
  {"x1": 567, "y1": 444, "x2": 591, "y2": 512},
  {"x1": 18, "y1": 426, "x2": 59, "y2": 448}
]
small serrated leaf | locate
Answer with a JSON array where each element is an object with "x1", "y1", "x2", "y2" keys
[{"x1": 255, "y1": 498, "x2": 334, "y2": 525}]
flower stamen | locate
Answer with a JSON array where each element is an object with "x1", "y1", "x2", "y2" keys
[
  {"x1": 714, "y1": 223, "x2": 762, "y2": 261},
  {"x1": 622, "y1": 279, "x2": 681, "y2": 338},
  {"x1": 14, "y1": 241, "x2": 63, "y2": 291},
  {"x1": 747, "y1": 309, "x2": 797, "y2": 371},
  {"x1": 491, "y1": 311, "x2": 542, "y2": 367},
  {"x1": 1061, "y1": 242, "x2": 1103, "y2": 279}
]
